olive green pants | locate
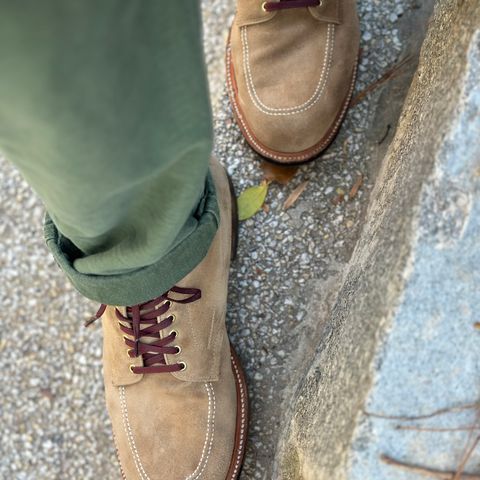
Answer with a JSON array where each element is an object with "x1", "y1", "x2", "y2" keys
[{"x1": 0, "y1": 1, "x2": 219, "y2": 305}]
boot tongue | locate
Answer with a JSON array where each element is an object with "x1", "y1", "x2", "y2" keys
[{"x1": 125, "y1": 303, "x2": 165, "y2": 349}]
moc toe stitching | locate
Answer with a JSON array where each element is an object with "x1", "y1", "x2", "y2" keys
[
  {"x1": 119, "y1": 386, "x2": 151, "y2": 480},
  {"x1": 117, "y1": 383, "x2": 215, "y2": 480},
  {"x1": 241, "y1": 24, "x2": 335, "y2": 115},
  {"x1": 186, "y1": 382, "x2": 216, "y2": 480},
  {"x1": 227, "y1": 44, "x2": 358, "y2": 162}
]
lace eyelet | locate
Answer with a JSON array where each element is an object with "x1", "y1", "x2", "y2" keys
[
  {"x1": 126, "y1": 349, "x2": 132, "y2": 359},
  {"x1": 129, "y1": 364, "x2": 136, "y2": 373},
  {"x1": 170, "y1": 330, "x2": 178, "y2": 338},
  {"x1": 261, "y1": 2, "x2": 267, "y2": 12},
  {"x1": 178, "y1": 362, "x2": 187, "y2": 371},
  {"x1": 173, "y1": 346, "x2": 182, "y2": 355},
  {"x1": 169, "y1": 314, "x2": 176, "y2": 323}
]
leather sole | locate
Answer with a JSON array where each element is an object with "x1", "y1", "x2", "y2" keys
[
  {"x1": 225, "y1": 168, "x2": 249, "y2": 479},
  {"x1": 226, "y1": 34, "x2": 358, "y2": 166},
  {"x1": 226, "y1": 346, "x2": 249, "y2": 479}
]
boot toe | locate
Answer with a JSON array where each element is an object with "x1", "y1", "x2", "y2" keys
[{"x1": 108, "y1": 379, "x2": 228, "y2": 480}]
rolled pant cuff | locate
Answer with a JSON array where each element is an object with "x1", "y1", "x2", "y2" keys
[{"x1": 44, "y1": 172, "x2": 219, "y2": 306}]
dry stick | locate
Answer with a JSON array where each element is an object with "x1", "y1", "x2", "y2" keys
[
  {"x1": 396, "y1": 425, "x2": 480, "y2": 433},
  {"x1": 350, "y1": 55, "x2": 413, "y2": 107},
  {"x1": 454, "y1": 410, "x2": 480, "y2": 480},
  {"x1": 381, "y1": 455, "x2": 480, "y2": 480},
  {"x1": 454, "y1": 409, "x2": 480, "y2": 480},
  {"x1": 365, "y1": 402, "x2": 480, "y2": 421},
  {"x1": 455, "y1": 436, "x2": 480, "y2": 480},
  {"x1": 283, "y1": 181, "x2": 309, "y2": 210},
  {"x1": 349, "y1": 174, "x2": 364, "y2": 199}
]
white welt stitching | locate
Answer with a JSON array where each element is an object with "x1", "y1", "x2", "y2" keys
[
  {"x1": 186, "y1": 382, "x2": 216, "y2": 480},
  {"x1": 119, "y1": 386, "x2": 151, "y2": 480},
  {"x1": 229, "y1": 355, "x2": 247, "y2": 480},
  {"x1": 241, "y1": 24, "x2": 335, "y2": 115}
]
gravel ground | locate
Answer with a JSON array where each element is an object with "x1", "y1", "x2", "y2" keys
[{"x1": 0, "y1": 1, "x2": 408, "y2": 478}]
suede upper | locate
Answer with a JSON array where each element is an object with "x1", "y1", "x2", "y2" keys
[
  {"x1": 102, "y1": 159, "x2": 244, "y2": 480},
  {"x1": 227, "y1": 0, "x2": 360, "y2": 163}
]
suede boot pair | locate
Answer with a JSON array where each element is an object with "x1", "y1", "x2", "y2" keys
[{"x1": 99, "y1": 1, "x2": 359, "y2": 478}]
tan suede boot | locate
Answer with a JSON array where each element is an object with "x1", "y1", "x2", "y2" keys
[
  {"x1": 93, "y1": 159, "x2": 248, "y2": 480},
  {"x1": 227, "y1": 0, "x2": 360, "y2": 164}
]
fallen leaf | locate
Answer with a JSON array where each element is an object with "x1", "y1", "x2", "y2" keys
[
  {"x1": 474, "y1": 322, "x2": 480, "y2": 330},
  {"x1": 349, "y1": 174, "x2": 364, "y2": 199},
  {"x1": 331, "y1": 193, "x2": 345, "y2": 205},
  {"x1": 40, "y1": 388, "x2": 56, "y2": 402},
  {"x1": 283, "y1": 181, "x2": 309, "y2": 210},
  {"x1": 237, "y1": 181, "x2": 269, "y2": 221},
  {"x1": 261, "y1": 161, "x2": 299, "y2": 185},
  {"x1": 262, "y1": 203, "x2": 270, "y2": 214}
]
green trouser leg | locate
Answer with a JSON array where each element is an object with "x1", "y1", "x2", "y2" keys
[{"x1": 0, "y1": 1, "x2": 219, "y2": 306}]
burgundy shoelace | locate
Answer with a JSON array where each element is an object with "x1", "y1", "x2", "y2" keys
[
  {"x1": 263, "y1": 0, "x2": 321, "y2": 12},
  {"x1": 87, "y1": 286, "x2": 201, "y2": 374}
]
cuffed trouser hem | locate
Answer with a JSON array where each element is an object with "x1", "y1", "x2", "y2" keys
[{"x1": 44, "y1": 172, "x2": 219, "y2": 306}]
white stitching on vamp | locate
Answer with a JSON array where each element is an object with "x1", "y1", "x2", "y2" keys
[
  {"x1": 227, "y1": 42, "x2": 358, "y2": 162},
  {"x1": 241, "y1": 24, "x2": 335, "y2": 115},
  {"x1": 186, "y1": 383, "x2": 216, "y2": 480},
  {"x1": 229, "y1": 355, "x2": 247, "y2": 480},
  {"x1": 119, "y1": 383, "x2": 216, "y2": 480},
  {"x1": 119, "y1": 386, "x2": 151, "y2": 480}
]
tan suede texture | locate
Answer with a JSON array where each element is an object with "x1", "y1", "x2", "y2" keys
[
  {"x1": 228, "y1": 0, "x2": 360, "y2": 162},
  {"x1": 102, "y1": 159, "x2": 238, "y2": 479}
]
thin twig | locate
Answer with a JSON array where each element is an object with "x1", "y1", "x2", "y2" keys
[
  {"x1": 349, "y1": 174, "x2": 364, "y2": 199},
  {"x1": 365, "y1": 402, "x2": 480, "y2": 421},
  {"x1": 455, "y1": 436, "x2": 480, "y2": 480},
  {"x1": 381, "y1": 455, "x2": 480, "y2": 479},
  {"x1": 350, "y1": 55, "x2": 413, "y2": 107},
  {"x1": 396, "y1": 425, "x2": 480, "y2": 433},
  {"x1": 454, "y1": 408, "x2": 480, "y2": 480}
]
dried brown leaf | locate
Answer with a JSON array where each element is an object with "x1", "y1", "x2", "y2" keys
[
  {"x1": 331, "y1": 193, "x2": 345, "y2": 206},
  {"x1": 261, "y1": 161, "x2": 299, "y2": 185}
]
